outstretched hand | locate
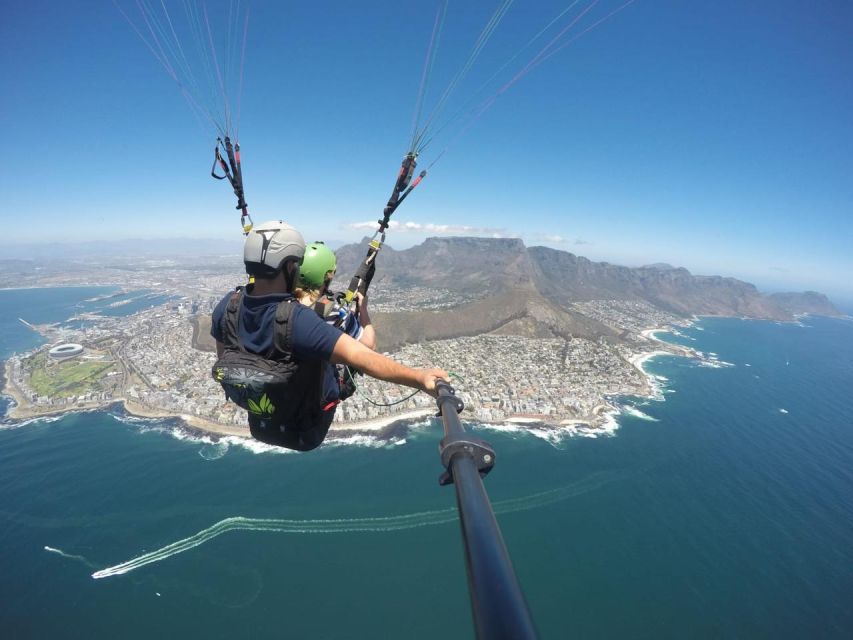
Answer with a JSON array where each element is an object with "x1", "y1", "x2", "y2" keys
[{"x1": 420, "y1": 368, "x2": 450, "y2": 397}]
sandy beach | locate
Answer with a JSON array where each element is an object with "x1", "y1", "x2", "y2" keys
[
  {"x1": 632, "y1": 323, "x2": 698, "y2": 372},
  {"x1": 99, "y1": 397, "x2": 435, "y2": 439},
  {"x1": 640, "y1": 328, "x2": 668, "y2": 341},
  {"x1": 504, "y1": 416, "x2": 544, "y2": 425},
  {"x1": 331, "y1": 407, "x2": 435, "y2": 432},
  {"x1": 628, "y1": 349, "x2": 674, "y2": 372}
]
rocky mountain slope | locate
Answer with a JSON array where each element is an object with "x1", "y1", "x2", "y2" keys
[{"x1": 335, "y1": 237, "x2": 842, "y2": 350}]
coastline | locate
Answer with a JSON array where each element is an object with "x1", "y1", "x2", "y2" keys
[
  {"x1": 462, "y1": 323, "x2": 696, "y2": 436},
  {"x1": 2, "y1": 330, "x2": 687, "y2": 441},
  {"x1": 640, "y1": 328, "x2": 668, "y2": 341},
  {"x1": 2, "y1": 357, "x2": 436, "y2": 441},
  {"x1": 628, "y1": 349, "x2": 676, "y2": 371},
  {"x1": 2, "y1": 374, "x2": 437, "y2": 440},
  {"x1": 176, "y1": 405, "x2": 437, "y2": 440},
  {"x1": 2, "y1": 359, "x2": 30, "y2": 416},
  {"x1": 3, "y1": 318, "x2": 696, "y2": 443},
  {"x1": 2, "y1": 282, "x2": 844, "y2": 455},
  {"x1": 331, "y1": 407, "x2": 435, "y2": 432}
]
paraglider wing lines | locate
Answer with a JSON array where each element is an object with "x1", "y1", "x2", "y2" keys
[
  {"x1": 412, "y1": 0, "x2": 515, "y2": 153},
  {"x1": 115, "y1": 0, "x2": 250, "y2": 139},
  {"x1": 409, "y1": 0, "x2": 450, "y2": 153}
]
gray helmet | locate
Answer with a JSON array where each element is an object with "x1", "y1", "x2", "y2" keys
[{"x1": 243, "y1": 220, "x2": 306, "y2": 276}]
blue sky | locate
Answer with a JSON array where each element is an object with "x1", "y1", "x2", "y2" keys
[{"x1": 1, "y1": 1, "x2": 852, "y2": 300}]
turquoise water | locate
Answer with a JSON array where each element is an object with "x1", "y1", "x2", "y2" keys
[{"x1": 1, "y1": 289, "x2": 853, "y2": 638}]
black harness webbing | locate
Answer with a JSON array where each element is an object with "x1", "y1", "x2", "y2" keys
[
  {"x1": 344, "y1": 153, "x2": 427, "y2": 303},
  {"x1": 223, "y1": 289, "x2": 297, "y2": 360},
  {"x1": 211, "y1": 136, "x2": 253, "y2": 234}
]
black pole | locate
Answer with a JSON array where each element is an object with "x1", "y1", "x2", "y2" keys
[{"x1": 435, "y1": 382, "x2": 537, "y2": 640}]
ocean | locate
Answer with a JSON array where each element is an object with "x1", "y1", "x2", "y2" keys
[{"x1": 1, "y1": 288, "x2": 852, "y2": 638}]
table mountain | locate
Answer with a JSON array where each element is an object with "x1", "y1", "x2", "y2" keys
[{"x1": 335, "y1": 237, "x2": 841, "y2": 350}]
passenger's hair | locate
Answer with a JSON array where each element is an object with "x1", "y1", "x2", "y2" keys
[{"x1": 295, "y1": 269, "x2": 335, "y2": 305}]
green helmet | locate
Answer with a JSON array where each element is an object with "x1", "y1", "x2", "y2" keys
[{"x1": 298, "y1": 241, "x2": 337, "y2": 289}]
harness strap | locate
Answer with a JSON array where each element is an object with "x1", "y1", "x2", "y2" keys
[
  {"x1": 211, "y1": 136, "x2": 253, "y2": 234},
  {"x1": 272, "y1": 299, "x2": 297, "y2": 356},
  {"x1": 222, "y1": 288, "x2": 245, "y2": 352},
  {"x1": 222, "y1": 289, "x2": 297, "y2": 360}
]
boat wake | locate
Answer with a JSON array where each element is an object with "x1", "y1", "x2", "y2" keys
[
  {"x1": 44, "y1": 546, "x2": 98, "y2": 569},
  {"x1": 46, "y1": 472, "x2": 619, "y2": 580}
]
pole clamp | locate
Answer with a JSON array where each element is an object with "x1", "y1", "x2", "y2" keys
[
  {"x1": 436, "y1": 389, "x2": 464, "y2": 415},
  {"x1": 439, "y1": 436, "x2": 496, "y2": 486}
]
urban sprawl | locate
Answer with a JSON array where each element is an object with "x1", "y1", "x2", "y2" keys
[{"x1": 3, "y1": 266, "x2": 697, "y2": 435}]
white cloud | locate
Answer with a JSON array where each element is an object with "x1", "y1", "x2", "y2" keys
[
  {"x1": 345, "y1": 221, "x2": 387, "y2": 231},
  {"x1": 531, "y1": 234, "x2": 591, "y2": 246},
  {"x1": 540, "y1": 234, "x2": 565, "y2": 243},
  {"x1": 344, "y1": 220, "x2": 507, "y2": 236}
]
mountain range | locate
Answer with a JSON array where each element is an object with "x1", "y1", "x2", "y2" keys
[{"x1": 334, "y1": 237, "x2": 842, "y2": 351}]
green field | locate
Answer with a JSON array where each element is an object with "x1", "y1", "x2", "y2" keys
[{"x1": 25, "y1": 350, "x2": 118, "y2": 399}]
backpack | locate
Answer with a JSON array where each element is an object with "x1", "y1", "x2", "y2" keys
[{"x1": 211, "y1": 290, "x2": 325, "y2": 432}]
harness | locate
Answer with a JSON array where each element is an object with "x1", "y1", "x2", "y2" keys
[
  {"x1": 312, "y1": 291, "x2": 359, "y2": 402},
  {"x1": 212, "y1": 290, "x2": 326, "y2": 432},
  {"x1": 312, "y1": 294, "x2": 345, "y2": 328}
]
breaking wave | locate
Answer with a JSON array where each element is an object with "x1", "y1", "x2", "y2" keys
[
  {"x1": 198, "y1": 442, "x2": 230, "y2": 460},
  {"x1": 1, "y1": 414, "x2": 63, "y2": 430}
]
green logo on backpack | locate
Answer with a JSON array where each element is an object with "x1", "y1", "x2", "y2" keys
[{"x1": 247, "y1": 393, "x2": 276, "y2": 417}]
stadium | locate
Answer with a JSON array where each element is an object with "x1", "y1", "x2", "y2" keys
[{"x1": 48, "y1": 343, "x2": 84, "y2": 361}]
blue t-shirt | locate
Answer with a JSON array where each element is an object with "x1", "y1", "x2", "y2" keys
[{"x1": 211, "y1": 288, "x2": 346, "y2": 403}]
